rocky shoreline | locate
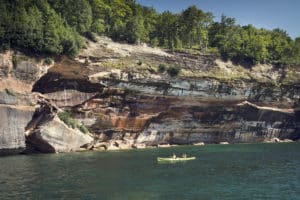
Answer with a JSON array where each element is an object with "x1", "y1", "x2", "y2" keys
[
  {"x1": 1, "y1": 37, "x2": 299, "y2": 155},
  {"x1": 79, "y1": 138, "x2": 299, "y2": 152}
]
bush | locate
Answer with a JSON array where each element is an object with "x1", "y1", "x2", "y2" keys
[
  {"x1": 44, "y1": 57, "x2": 53, "y2": 65},
  {"x1": 167, "y1": 66, "x2": 181, "y2": 76},
  {"x1": 57, "y1": 111, "x2": 89, "y2": 134},
  {"x1": 84, "y1": 31, "x2": 98, "y2": 42},
  {"x1": 78, "y1": 125, "x2": 89, "y2": 134},
  {"x1": 206, "y1": 47, "x2": 220, "y2": 55},
  {"x1": 158, "y1": 64, "x2": 166, "y2": 73},
  {"x1": 12, "y1": 54, "x2": 17, "y2": 68}
]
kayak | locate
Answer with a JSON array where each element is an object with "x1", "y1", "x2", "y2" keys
[{"x1": 157, "y1": 157, "x2": 196, "y2": 162}]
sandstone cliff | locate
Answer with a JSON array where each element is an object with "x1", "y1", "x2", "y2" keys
[{"x1": 1, "y1": 37, "x2": 299, "y2": 154}]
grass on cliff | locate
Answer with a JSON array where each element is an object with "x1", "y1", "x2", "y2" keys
[{"x1": 58, "y1": 111, "x2": 89, "y2": 134}]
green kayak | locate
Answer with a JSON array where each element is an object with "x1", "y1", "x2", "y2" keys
[{"x1": 157, "y1": 156, "x2": 196, "y2": 162}]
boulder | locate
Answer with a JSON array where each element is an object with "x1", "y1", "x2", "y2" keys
[
  {"x1": 27, "y1": 116, "x2": 93, "y2": 153},
  {"x1": 132, "y1": 143, "x2": 146, "y2": 149},
  {"x1": 265, "y1": 137, "x2": 281, "y2": 143},
  {"x1": 158, "y1": 144, "x2": 171, "y2": 148},
  {"x1": 115, "y1": 140, "x2": 133, "y2": 150},
  {"x1": 193, "y1": 142, "x2": 205, "y2": 146},
  {"x1": 106, "y1": 142, "x2": 120, "y2": 151},
  {"x1": 219, "y1": 142, "x2": 229, "y2": 145},
  {"x1": 94, "y1": 146, "x2": 106, "y2": 151},
  {"x1": 94, "y1": 142, "x2": 108, "y2": 149},
  {"x1": 281, "y1": 139, "x2": 293, "y2": 143}
]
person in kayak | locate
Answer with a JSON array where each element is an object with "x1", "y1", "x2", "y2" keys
[
  {"x1": 172, "y1": 153, "x2": 176, "y2": 159},
  {"x1": 182, "y1": 153, "x2": 187, "y2": 158}
]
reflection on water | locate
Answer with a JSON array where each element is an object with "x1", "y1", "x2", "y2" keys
[{"x1": 0, "y1": 143, "x2": 299, "y2": 199}]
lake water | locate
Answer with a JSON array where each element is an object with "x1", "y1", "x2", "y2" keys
[{"x1": 0, "y1": 143, "x2": 299, "y2": 200}]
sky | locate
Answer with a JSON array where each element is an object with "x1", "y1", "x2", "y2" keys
[{"x1": 137, "y1": 0, "x2": 300, "y2": 39}]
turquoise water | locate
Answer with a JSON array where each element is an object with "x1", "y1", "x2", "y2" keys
[{"x1": 0, "y1": 143, "x2": 299, "y2": 200}]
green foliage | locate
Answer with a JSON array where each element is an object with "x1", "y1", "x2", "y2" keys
[
  {"x1": 44, "y1": 57, "x2": 52, "y2": 65},
  {"x1": 58, "y1": 111, "x2": 89, "y2": 134},
  {"x1": 206, "y1": 47, "x2": 219, "y2": 55},
  {"x1": 0, "y1": 0, "x2": 82, "y2": 56},
  {"x1": 167, "y1": 66, "x2": 181, "y2": 77},
  {"x1": 84, "y1": 31, "x2": 98, "y2": 42},
  {"x1": 78, "y1": 125, "x2": 89, "y2": 134},
  {"x1": 50, "y1": 0, "x2": 92, "y2": 34},
  {"x1": 0, "y1": 1, "x2": 299, "y2": 65},
  {"x1": 208, "y1": 15, "x2": 298, "y2": 65},
  {"x1": 12, "y1": 54, "x2": 17, "y2": 68},
  {"x1": 158, "y1": 64, "x2": 166, "y2": 73}
]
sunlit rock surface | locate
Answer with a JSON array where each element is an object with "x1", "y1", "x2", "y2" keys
[
  {"x1": 0, "y1": 105, "x2": 35, "y2": 154},
  {"x1": 27, "y1": 116, "x2": 93, "y2": 153},
  {"x1": 1, "y1": 38, "x2": 300, "y2": 154}
]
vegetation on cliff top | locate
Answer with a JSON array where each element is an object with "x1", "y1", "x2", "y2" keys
[{"x1": 0, "y1": 0, "x2": 299, "y2": 66}]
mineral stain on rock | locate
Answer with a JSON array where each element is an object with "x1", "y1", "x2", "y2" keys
[{"x1": 0, "y1": 38, "x2": 300, "y2": 154}]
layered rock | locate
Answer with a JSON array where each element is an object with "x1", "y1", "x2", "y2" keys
[
  {"x1": 0, "y1": 51, "x2": 45, "y2": 154},
  {"x1": 26, "y1": 37, "x2": 299, "y2": 151},
  {"x1": 0, "y1": 105, "x2": 35, "y2": 154},
  {"x1": 135, "y1": 99, "x2": 299, "y2": 145},
  {"x1": 1, "y1": 37, "x2": 300, "y2": 154}
]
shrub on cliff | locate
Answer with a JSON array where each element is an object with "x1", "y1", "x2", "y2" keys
[
  {"x1": 158, "y1": 64, "x2": 166, "y2": 73},
  {"x1": 44, "y1": 57, "x2": 53, "y2": 65},
  {"x1": 58, "y1": 111, "x2": 89, "y2": 134},
  {"x1": 78, "y1": 125, "x2": 89, "y2": 134},
  {"x1": 167, "y1": 66, "x2": 181, "y2": 77},
  {"x1": 12, "y1": 54, "x2": 17, "y2": 69}
]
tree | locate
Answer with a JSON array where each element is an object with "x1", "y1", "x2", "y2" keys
[
  {"x1": 179, "y1": 6, "x2": 213, "y2": 50},
  {"x1": 125, "y1": 15, "x2": 146, "y2": 43},
  {"x1": 0, "y1": 2, "x2": 12, "y2": 50},
  {"x1": 88, "y1": 0, "x2": 109, "y2": 34},
  {"x1": 50, "y1": 0, "x2": 92, "y2": 34},
  {"x1": 104, "y1": 0, "x2": 133, "y2": 40},
  {"x1": 155, "y1": 11, "x2": 178, "y2": 49},
  {"x1": 142, "y1": 6, "x2": 158, "y2": 43},
  {"x1": 0, "y1": 0, "x2": 297, "y2": 65},
  {"x1": 42, "y1": 3, "x2": 64, "y2": 54},
  {"x1": 267, "y1": 28, "x2": 292, "y2": 63}
]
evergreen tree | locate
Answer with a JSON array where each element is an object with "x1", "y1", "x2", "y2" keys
[{"x1": 0, "y1": 0, "x2": 298, "y2": 65}]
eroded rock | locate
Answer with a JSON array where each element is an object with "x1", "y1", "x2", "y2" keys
[
  {"x1": 27, "y1": 116, "x2": 93, "y2": 153},
  {"x1": 0, "y1": 105, "x2": 35, "y2": 154}
]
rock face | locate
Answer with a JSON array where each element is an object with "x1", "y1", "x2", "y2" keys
[
  {"x1": 29, "y1": 37, "x2": 300, "y2": 151},
  {"x1": 0, "y1": 105, "x2": 35, "y2": 154},
  {"x1": 135, "y1": 99, "x2": 299, "y2": 145},
  {"x1": 1, "y1": 38, "x2": 300, "y2": 154},
  {"x1": 27, "y1": 116, "x2": 93, "y2": 153},
  {"x1": 0, "y1": 51, "x2": 43, "y2": 154}
]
